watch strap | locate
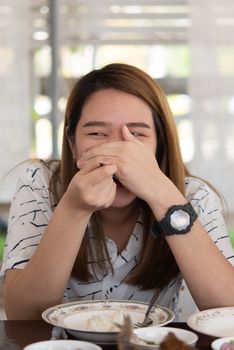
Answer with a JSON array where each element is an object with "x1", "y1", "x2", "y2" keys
[{"x1": 151, "y1": 202, "x2": 198, "y2": 237}]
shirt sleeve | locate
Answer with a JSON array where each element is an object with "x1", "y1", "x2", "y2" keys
[
  {"x1": 0, "y1": 161, "x2": 56, "y2": 280},
  {"x1": 186, "y1": 177, "x2": 234, "y2": 264}
]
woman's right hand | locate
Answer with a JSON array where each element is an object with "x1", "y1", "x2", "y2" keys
[{"x1": 64, "y1": 158, "x2": 117, "y2": 213}]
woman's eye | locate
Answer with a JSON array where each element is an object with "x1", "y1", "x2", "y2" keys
[
  {"x1": 131, "y1": 132, "x2": 144, "y2": 137},
  {"x1": 88, "y1": 132, "x2": 107, "y2": 137}
]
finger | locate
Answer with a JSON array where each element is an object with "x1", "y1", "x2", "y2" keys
[
  {"x1": 121, "y1": 124, "x2": 139, "y2": 142},
  {"x1": 74, "y1": 173, "x2": 116, "y2": 212},
  {"x1": 79, "y1": 163, "x2": 117, "y2": 187},
  {"x1": 77, "y1": 157, "x2": 115, "y2": 173},
  {"x1": 82, "y1": 146, "x2": 119, "y2": 162},
  {"x1": 93, "y1": 177, "x2": 117, "y2": 208}
]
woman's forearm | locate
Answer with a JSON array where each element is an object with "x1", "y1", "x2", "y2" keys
[
  {"x1": 165, "y1": 220, "x2": 234, "y2": 310},
  {"x1": 148, "y1": 180, "x2": 234, "y2": 310},
  {"x1": 4, "y1": 196, "x2": 92, "y2": 319}
]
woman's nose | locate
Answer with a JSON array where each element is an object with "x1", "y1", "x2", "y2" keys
[{"x1": 109, "y1": 129, "x2": 124, "y2": 142}]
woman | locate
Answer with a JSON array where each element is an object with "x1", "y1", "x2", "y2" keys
[{"x1": 1, "y1": 63, "x2": 234, "y2": 320}]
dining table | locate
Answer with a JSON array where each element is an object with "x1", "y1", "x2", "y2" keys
[{"x1": 0, "y1": 320, "x2": 217, "y2": 350}]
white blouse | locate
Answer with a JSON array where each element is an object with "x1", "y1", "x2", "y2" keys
[{"x1": 1, "y1": 161, "x2": 234, "y2": 321}]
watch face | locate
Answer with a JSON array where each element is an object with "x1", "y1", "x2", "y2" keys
[{"x1": 170, "y1": 209, "x2": 190, "y2": 230}]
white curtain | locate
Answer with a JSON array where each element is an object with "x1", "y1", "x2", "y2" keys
[
  {"x1": 189, "y1": 0, "x2": 234, "y2": 213},
  {"x1": 0, "y1": 1, "x2": 31, "y2": 201}
]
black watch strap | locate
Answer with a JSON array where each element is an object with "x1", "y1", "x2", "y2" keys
[{"x1": 151, "y1": 202, "x2": 198, "y2": 237}]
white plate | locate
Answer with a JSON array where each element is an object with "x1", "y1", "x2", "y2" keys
[
  {"x1": 23, "y1": 340, "x2": 102, "y2": 350},
  {"x1": 131, "y1": 326, "x2": 198, "y2": 349},
  {"x1": 42, "y1": 300, "x2": 175, "y2": 344},
  {"x1": 187, "y1": 307, "x2": 234, "y2": 338},
  {"x1": 211, "y1": 337, "x2": 234, "y2": 350}
]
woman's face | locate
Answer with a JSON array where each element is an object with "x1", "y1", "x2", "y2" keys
[{"x1": 70, "y1": 88, "x2": 157, "y2": 208}]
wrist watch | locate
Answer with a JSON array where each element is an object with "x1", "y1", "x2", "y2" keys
[{"x1": 151, "y1": 202, "x2": 198, "y2": 237}]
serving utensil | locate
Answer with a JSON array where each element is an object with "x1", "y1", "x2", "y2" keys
[{"x1": 134, "y1": 289, "x2": 160, "y2": 328}]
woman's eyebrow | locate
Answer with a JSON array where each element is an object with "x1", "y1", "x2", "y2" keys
[
  {"x1": 126, "y1": 122, "x2": 151, "y2": 129},
  {"x1": 82, "y1": 121, "x2": 111, "y2": 128}
]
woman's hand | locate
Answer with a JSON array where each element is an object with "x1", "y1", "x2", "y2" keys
[
  {"x1": 80, "y1": 125, "x2": 166, "y2": 204},
  {"x1": 64, "y1": 159, "x2": 117, "y2": 213}
]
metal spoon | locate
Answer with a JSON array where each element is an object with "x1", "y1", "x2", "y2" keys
[{"x1": 134, "y1": 289, "x2": 160, "y2": 328}]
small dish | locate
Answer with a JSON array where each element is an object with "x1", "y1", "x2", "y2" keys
[
  {"x1": 23, "y1": 340, "x2": 103, "y2": 350},
  {"x1": 130, "y1": 326, "x2": 198, "y2": 349},
  {"x1": 187, "y1": 307, "x2": 234, "y2": 337},
  {"x1": 211, "y1": 337, "x2": 234, "y2": 350}
]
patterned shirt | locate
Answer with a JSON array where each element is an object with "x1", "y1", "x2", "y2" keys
[{"x1": 1, "y1": 161, "x2": 234, "y2": 321}]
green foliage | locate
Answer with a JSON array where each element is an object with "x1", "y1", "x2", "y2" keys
[
  {"x1": 228, "y1": 227, "x2": 234, "y2": 249},
  {"x1": 0, "y1": 232, "x2": 6, "y2": 260}
]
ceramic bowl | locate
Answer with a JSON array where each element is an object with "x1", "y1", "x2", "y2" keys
[
  {"x1": 23, "y1": 339, "x2": 103, "y2": 350},
  {"x1": 211, "y1": 337, "x2": 234, "y2": 350},
  {"x1": 42, "y1": 300, "x2": 174, "y2": 344},
  {"x1": 130, "y1": 326, "x2": 198, "y2": 349}
]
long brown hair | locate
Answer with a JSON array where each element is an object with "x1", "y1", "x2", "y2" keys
[{"x1": 50, "y1": 63, "x2": 191, "y2": 290}]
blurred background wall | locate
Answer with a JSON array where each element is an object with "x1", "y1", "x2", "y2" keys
[{"x1": 0, "y1": 0, "x2": 234, "y2": 244}]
